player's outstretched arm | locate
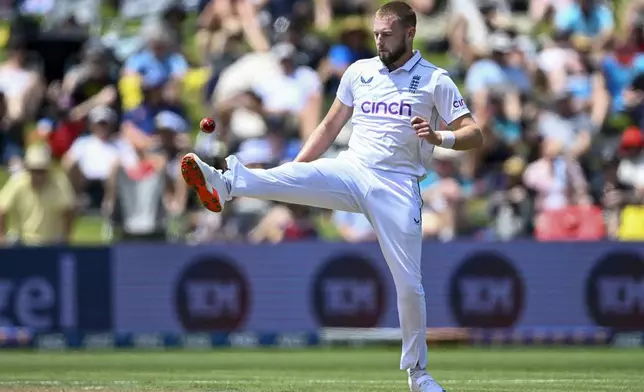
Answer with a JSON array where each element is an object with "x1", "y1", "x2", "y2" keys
[
  {"x1": 294, "y1": 98, "x2": 353, "y2": 163},
  {"x1": 412, "y1": 113, "x2": 483, "y2": 151}
]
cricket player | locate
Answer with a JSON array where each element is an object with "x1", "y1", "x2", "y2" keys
[{"x1": 181, "y1": 2, "x2": 483, "y2": 391}]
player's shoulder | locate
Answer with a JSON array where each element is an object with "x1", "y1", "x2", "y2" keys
[
  {"x1": 416, "y1": 57, "x2": 449, "y2": 78},
  {"x1": 345, "y1": 57, "x2": 381, "y2": 75}
]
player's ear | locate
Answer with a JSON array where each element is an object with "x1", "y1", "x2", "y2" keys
[{"x1": 408, "y1": 27, "x2": 416, "y2": 40}]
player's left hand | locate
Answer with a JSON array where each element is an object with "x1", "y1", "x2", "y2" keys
[{"x1": 411, "y1": 116, "x2": 442, "y2": 145}]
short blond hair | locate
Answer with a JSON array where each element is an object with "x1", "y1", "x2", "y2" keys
[{"x1": 376, "y1": 1, "x2": 417, "y2": 29}]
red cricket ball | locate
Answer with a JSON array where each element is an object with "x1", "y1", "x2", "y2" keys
[{"x1": 200, "y1": 117, "x2": 216, "y2": 134}]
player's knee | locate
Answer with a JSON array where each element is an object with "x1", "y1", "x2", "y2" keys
[{"x1": 396, "y1": 280, "x2": 424, "y2": 301}]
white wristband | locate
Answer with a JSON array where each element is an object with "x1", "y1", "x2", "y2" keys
[{"x1": 437, "y1": 131, "x2": 455, "y2": 149}]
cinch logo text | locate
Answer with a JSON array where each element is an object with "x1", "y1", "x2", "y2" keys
[
  {"x1": 360, "y1": 100, "x2": 412, "y2": 116},
  {"x1": 453, "y1": 98, "x2": 466, "y2": 108}
]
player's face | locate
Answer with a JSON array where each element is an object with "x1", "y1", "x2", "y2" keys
[{"x1": 373, "y1": 16, "x2": 412, "y2": 67}]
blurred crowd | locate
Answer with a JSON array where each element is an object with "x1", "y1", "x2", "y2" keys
[{"x1": 2, "y1": 0, "x2": 644, "y2": 245}]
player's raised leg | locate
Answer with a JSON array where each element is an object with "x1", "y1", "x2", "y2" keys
[
  {"x1": 362, "y1": 170, "x2": 444, "y2": 392},
  {"x1": 181, "y1": 152, "x2": 364, "y2": 213}
]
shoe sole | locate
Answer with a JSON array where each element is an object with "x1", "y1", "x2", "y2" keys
[{"x1": 181, "y1": 154, "x2": 223, "y2": 213}]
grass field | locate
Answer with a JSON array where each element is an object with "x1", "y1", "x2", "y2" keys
[{"x1": 0, "y1": 348, "x2": 642, "y2": 391}]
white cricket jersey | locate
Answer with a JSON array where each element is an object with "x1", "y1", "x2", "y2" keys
[{"x1": 336, "y1": 50, "x2": 470, "y2": 177}]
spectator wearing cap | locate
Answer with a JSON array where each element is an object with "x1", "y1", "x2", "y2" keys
[
  {"x1": 616, "y1": 126, "x2": 644, "y2": 192},
  {"x1": 217, "y1": 42, "x2": 322, "y2": 142},
  {"x1": 62, "y1": 106, "x2": 120, "y2": 209},
  {"x1": 0, "y1": 144, "x2": 75, "y2": 245},
  {"x1": 120, "y1": 72, "x2": 187, "y2": 152}
]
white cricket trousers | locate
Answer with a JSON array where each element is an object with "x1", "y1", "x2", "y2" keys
[{"x1": 223, "y1": 155, "x2": 428, "y2": 371}]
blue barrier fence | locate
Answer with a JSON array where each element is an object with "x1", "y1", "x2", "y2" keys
[{"x1": 1, "y1": 242, "x2": 643, "y2": 348}]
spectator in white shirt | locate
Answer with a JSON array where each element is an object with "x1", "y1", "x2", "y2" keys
[
  {"x1": 216, "y1": 42, "x2": 323, "y2": 143},
  {"x1": 62, "y1": 105, "x2": 120, "y2": 209}
]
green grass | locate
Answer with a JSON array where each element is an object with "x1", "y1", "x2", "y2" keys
[{"x1": 0, "y1": 348, "x2": 642, "y2": 391}]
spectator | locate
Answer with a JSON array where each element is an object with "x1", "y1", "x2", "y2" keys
[
  {"x1": 161, "y1": 1, "x2": 188, "y2": 52},
  {"x1": 536, "y1": 30, "x2": 578, "y2": 93},
  {"x1": 120, "y1": 73, "x2": 187, "y2": 152},
  {"x1": 278, "y1": 18, "x2": 330, "y2": 71},
  {"x1": 0, "y1": 34, "x2": 44, "y2": 126},
  {"x1": 564, "y1": 50, "x2": 610, "y2": 126},
  {"x1": 217, "y1": 41, "x2": 322, "y2": 142},
  {"x1": 150, "y1": 110, "x2": 190, "y2": 216},
  {"x1": 487, "y1": 156, "x2": 532, "y2": 240},
  {"x1": 0, "y1": 144, "x2": 75, "y2": 245},
  {"x1": 61, "y1": 40, "x2": 122, "y2": 123},
  {"x1": 554, "y1": 0, "x2": 614, "y2": 50},
  {"x1": 536, "y1": 90, "x2": 596, "y2": 160},
  {"x1": 448, "y1": 0, "x2": 512, "y2": 67},
  {"x1": 123, "y1": 20, "x2": 188, "y2": 103},
  {"x1": 281, "y1": 204, "x2": 318, "y2": 241},
  {"x1": 523, "y1": 138, "x2": 591, "y2": 213},
  {"x1": 600, "y1": 37, "x2": 644, "y2": 117},
  {"x1": 62, "y1": 106, "x2": 120, "y2": 209},
  {"x1": 469, "y1": 91, "x2": 519, "y2": 183},
  {"x1": 0, "y1": 91, "x2": 25, "y2": 172},
  {"x1": 250, "y1": 203, "x2": 318, "y2": 243},
  {"x1": 464, "y1": 32, "x2": 523, "y2": 115},
  {"x1": 595, "y1": 152, "x2": 642, "y2": 239},
  {"x1": 195, "y1": 0, "x2": 269, "y2": 63},
  {"x1": 36, "y1": 88, "x2": 86, "y2": 161}
]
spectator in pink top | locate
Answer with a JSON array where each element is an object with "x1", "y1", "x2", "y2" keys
[{"x1": 523, "y1": 138, "x2": 591, "y2": 212}]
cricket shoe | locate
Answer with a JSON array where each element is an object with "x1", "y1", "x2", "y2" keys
[
  {"x1": 181, "y1": 153, "x2": 229, "y2": 213},
  {"x1": 408, "y1": 369, "x2": 446, "y2": 392}
]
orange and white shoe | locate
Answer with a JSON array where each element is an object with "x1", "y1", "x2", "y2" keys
[{"x1": 181, "y1": 153, "x2": 229, "y2": 213}]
